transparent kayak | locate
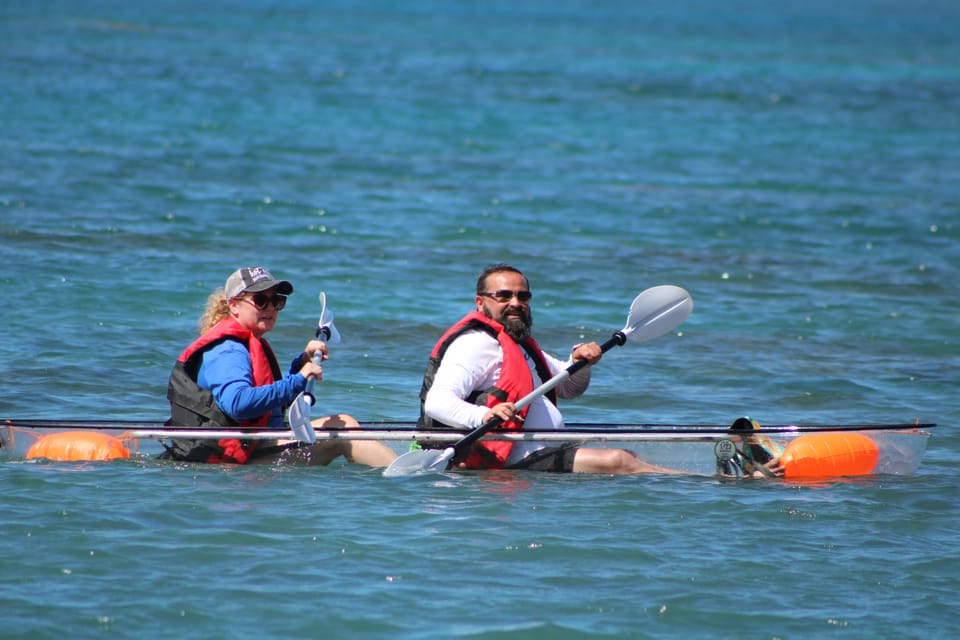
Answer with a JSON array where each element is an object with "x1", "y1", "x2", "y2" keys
[{"x1": 2, "y1": 418, "x2": 933, "y2": 478}]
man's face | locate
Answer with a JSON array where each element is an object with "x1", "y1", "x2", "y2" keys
[{"x1": 476, "y1": 270, "x2": 533, "y2": 341}]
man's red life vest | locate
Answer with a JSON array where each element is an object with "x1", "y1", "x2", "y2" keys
[
  {"x1": 167, "y1": 317, "x2": 283, "y2": 464},
  {"x1": 417, "y1": 311, "x2": 556, "y2": 469}
]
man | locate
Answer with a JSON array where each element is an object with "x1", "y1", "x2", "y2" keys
[{"x1": 418, "y1": 263, "x2": 674, "y2": 474}]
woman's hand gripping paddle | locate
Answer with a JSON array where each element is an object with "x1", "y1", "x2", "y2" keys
[
  {"x1": 286, "y1": 292, "x2": 341, "y2": 444},
  {"x1": 383, "y1": 285, "x2": 694, "y2": 477}
]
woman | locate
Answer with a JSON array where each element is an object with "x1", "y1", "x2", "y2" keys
[{"x1": 163, "y1": 266, "x2": 396, "y2": 467}]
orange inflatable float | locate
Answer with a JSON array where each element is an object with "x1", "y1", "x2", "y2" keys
[
  {"x1": 26, "y1": 431, "x2": 132, "y2": 462},
  {"x1": 780, "y1": 432, "x2": 879, "y2": 478}
]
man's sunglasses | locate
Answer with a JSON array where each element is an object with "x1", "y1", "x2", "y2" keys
[
  {"x1": 242, "y1": 292, "x2": 288, "y2": 310},
  {"x1": 479, "y1": 289, "x2": 533, "y2": 303}
]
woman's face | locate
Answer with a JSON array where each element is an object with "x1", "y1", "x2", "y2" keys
[{"x1": 228, "y1": 286, "x2": 286, "y2": 337}]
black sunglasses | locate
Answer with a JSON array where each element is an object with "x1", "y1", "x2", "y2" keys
[
  {"x1": 479, "y1": 289, "x2": 533, "y2": 303},
  {"x1": 243, "y1": 292, "x2": 288, "y2": 310}
]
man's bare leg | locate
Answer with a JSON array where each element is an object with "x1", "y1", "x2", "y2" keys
[{"x1": 572, "y1": 447, "x2": 681, "y2": 475}]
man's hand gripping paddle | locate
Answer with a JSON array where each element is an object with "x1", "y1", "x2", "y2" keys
[
  {"x1": 286, "y1": 291, "x2": 341, "y2": 444},
  {"x1": 383, "y1": 285, "x2": 694, "y2": 477}
]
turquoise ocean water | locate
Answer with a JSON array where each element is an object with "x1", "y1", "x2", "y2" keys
[{"x1": 2, "y1": 1, "x2": 958, "y2": 637}]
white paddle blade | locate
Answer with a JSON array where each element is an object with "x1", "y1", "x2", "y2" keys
[
  {"x1": 318, "y1": 291, "x2": 341, "y2": 343},
  {"x1": 383, "y1": 447, "x2": 454, "y2": 477},
  {"x1": 320, "y1": 320, "x2": 341, "y2": 344},
  {"x1": 623, "y1": 285, "x2": 693, "y2": 342},
  {"x1": 286, "y1": 394, "x2": 317, "y2": 444}
]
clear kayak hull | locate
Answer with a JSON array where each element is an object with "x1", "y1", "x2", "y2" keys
[{"x1": 2, "y1": 419, "x2": 933, "y2": 477}]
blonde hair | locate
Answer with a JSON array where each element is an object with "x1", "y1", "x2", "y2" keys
[{"x1": 198, "y1": 288, "x2": 231, "y2": 334}]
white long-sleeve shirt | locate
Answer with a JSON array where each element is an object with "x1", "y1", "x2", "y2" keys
[{"x1": 423, "y1": 329, "x2": 592, "y2": 465}]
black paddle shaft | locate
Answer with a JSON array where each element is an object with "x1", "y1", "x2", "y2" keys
[{"x1": 451, "y1": 330, "x2": 628, "y2": 456}]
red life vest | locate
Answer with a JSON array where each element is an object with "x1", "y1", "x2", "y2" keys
[
  {"x1": 418, "y1": 311, "x2": 556, "y2": 469},
  {"x1": 170, "y1": 317, "x2": 282, "y2": 464}
]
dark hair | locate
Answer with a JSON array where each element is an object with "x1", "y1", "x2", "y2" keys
[{"x1": 476, "y1": 263, "x2": 529, "y2": 295}]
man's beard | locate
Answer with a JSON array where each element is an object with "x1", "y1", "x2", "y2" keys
[{"x1": 501, "y1": 313, "x2": 533, "y2": 342}]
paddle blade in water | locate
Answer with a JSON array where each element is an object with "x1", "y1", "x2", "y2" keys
[
  {"x1": 383, "y1": 447, "x2": 454, "y2": 477},
  {"x1": 287, "y1": 394, "x2": 317, "y2": 444}
]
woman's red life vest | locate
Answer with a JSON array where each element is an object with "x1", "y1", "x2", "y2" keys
[
  {"x1": 167, "y1": 317, "x2": 283, "y2": 464},
  {"x1": 417, "y1": 311, "x2": 556, "y2": 469}
]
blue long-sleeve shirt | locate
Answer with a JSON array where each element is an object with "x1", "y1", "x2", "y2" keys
[{"x1": 196, "y1": 340, "x2": 309, "y2": 427}]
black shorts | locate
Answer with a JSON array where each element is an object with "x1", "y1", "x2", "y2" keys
[
  {"x1": 506, "y1": 444, "x2": 579, "y2": 472},
  {"x1": 158, "y1": 438, "x2": 302, "y2": 463}
]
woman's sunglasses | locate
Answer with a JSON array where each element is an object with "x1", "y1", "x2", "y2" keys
[{"x1": 241, "y1": 292, "x2": 288, "y2": 310}]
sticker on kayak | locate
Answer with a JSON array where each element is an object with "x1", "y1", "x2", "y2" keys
[{"x1": 714, "y1": 439, "x2": 737, "y2": 462}]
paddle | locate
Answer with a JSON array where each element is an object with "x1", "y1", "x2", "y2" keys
[
  {"x1": 286, "y1": 291, "x2": 341, "y2": 444},
  {"x1": 383, "y1": 284, "x2": 694, "y2": 477}
]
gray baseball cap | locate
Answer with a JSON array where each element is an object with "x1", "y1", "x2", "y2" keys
[{"x1": 224, "y1": 266, "x2": 293, "y2": 299}]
